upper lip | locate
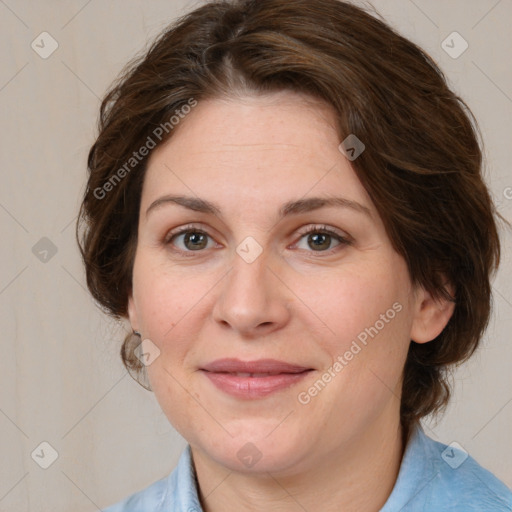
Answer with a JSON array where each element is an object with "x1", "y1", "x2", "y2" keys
[{"x1": 201, "y1": 358, "x2": 312, "y2": 374}]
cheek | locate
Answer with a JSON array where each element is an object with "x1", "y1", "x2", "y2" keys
[
  {"x1": 305, "y1": 258, "x2": 412, "y2": 399},
  {"x1": 304, "y1": 259, "x2": 409, "y2": 348},
  {"x1": 146, "y1": 360, "x2": 200, "y2": 441},
  {"x1": 133, "y1": 254, "x2": 206, "y2": 336},
  {"x1": 130, "y1": 262, "x2": 202, "y2": 389},
  {"x1": 135, "y1": 262, "x2": 208, "y2": 433}
]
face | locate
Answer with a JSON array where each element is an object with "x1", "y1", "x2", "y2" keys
[{"x1": 127, "y1": 91, "x2": 446, "y2": 476}]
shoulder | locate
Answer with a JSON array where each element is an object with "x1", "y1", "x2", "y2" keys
[
  {"x1": 102, "y1": 473, "x2": 171, "y2": 512},
  {"x1": 102, "y1": 445, "x2": 202, "y2": 512},
  {"x1": 423, "y1": 432, "x2": 512, "y2": 511},
  {"x1": 385, "y1": 425, "x2": 512, "y2": 511}
]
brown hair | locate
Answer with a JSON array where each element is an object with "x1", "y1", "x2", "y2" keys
[{"x1": 77, "y1": 0, "x2": 504, "y2": 431}]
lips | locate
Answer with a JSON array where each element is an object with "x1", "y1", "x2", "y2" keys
[
  {"x1": 201, "y1": 358, "x2": 311, "y2": 374},
  {"x1": 200, "y1": 358, "x2": 313, "y2": 399}
]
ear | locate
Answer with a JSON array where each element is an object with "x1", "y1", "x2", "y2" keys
[
  {"x1": 410, "y1": 282, "x2": 455, "y2": 344},
  {"x1": 127, "y1": 293, "x2": 140, "y2": 333}
]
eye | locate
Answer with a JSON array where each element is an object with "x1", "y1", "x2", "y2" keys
[
  {"x1": 293, "y1": 225, "x2": 352, "y2": 253},
  {"x1": 164, "y1": 226, "x2": 217, "y2": 253},
  {"x1": 164, "y1": 224, "x2": 352, "y2": 256}
]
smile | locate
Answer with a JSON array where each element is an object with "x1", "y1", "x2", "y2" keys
[{"x1": 199, "y1": 359, "x2": 314, "y2": 399}]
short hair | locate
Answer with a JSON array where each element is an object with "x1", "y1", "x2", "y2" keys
[{"x1": 77, "y1": 0, "x2": 503, "y2": 431}]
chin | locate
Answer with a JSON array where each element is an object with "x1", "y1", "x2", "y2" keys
[{"x1": 195, "y1": 427, "x2": 312, "y2": 475}]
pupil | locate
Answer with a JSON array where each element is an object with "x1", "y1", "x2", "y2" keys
[
  {"x1": 185, "y1": 232, "x2": 206, "y2": 250},
  {"x1": 309, "y1": 233, "x2": 330, "y2": 250}
]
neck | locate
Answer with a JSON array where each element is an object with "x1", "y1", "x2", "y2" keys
[{"x1": 191, "y1": 416, "x2": 405, "y2": 512}]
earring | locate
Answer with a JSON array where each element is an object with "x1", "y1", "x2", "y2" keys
[{"x1": 133, "y1": 330, "x2": 142, "y2": 337}]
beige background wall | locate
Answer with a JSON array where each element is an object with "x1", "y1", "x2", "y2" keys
[{"x1": 0, "y1": 1, "x2": 511, "y2": 510}]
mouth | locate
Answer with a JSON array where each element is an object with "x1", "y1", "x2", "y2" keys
[{"x1": 199, "y1": 358, "x2": 314, "y2": 399}]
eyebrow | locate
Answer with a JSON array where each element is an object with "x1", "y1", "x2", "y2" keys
[{"x1": 145, "y1": 194, "x2": 372, "y2": 220}]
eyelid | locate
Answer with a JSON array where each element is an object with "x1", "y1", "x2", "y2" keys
[
  {"x1": 290, "y1": 224, "x2": 353, "y2": 254},
  {"x1": 163, "y1": 224, "x2": 220, "y2": 258},
  {"x1": 294, "y1": 224, "x2": 352, "y2": 242},
  {"x1": 163, "y1": 222, "x2": 221, "y2": 243}
]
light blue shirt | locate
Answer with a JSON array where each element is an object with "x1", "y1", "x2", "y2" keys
[{"x1": 103, "y1": 425, "x2": 512, "y2": 511}]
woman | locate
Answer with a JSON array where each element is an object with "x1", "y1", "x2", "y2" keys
[{"x1": 77, "y1": 0, "x2": 512, "y2": 510}]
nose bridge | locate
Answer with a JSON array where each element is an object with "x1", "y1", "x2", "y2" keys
[{"x1": 212, "y1": 240, "x2": 290, "y2": 334}]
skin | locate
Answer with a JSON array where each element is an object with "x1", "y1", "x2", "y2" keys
[{"x1": 127, "y1": 90, "x2": 455, "y2": 512}]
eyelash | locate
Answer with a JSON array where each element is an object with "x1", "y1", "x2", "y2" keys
[{"x1": 163, "y1": 224, "x2": 352, "y2": 257}]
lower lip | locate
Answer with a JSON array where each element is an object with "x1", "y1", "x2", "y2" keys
[{"x1": 201, "y1": 370, "x2": 312, "y2": 399}]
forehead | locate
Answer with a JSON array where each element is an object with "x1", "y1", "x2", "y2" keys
[{"x1": 142, "y1": 92, "x2": 374, "y2": 215}]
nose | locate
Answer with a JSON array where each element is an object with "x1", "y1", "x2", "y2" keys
[{"x1": 211, "y1": 247, "x2": 292, "y2": 338}]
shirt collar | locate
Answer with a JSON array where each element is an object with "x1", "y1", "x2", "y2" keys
[
  {"x1": 160, "y1": 444, "x2": 203, "y2": 512},
  {"x1": 379, "y1": 423, "x2": 438, "y2": 511}
]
